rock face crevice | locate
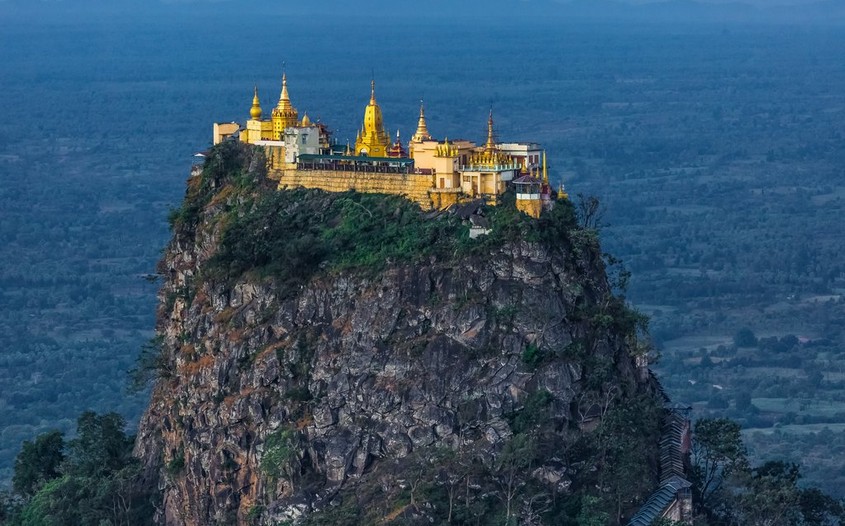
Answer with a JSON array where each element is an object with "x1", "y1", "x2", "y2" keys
[{"x1": 135, "y1": 147, "x2": 660, "y2": 525}]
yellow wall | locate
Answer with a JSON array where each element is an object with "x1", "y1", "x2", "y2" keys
[
  {"x1": 275, "y1": 169, "x2": 436, "y2": 209},
  {"x1": 412, "y1": 140, "x2": 475, "y2": 189},
  {"x1": 409, "y1": 141, "x2": 439, "y2": 170},
  {"x1": 213, "y1": 123, "x2": 240, "y2": 145},
  {"x1": 241, "y1": 119, "x2": 274, "y2": 143}
]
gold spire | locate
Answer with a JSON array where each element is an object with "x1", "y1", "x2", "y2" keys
[
  {"x1": 484, "y1": 109, "x2": 497, "y2": 152},
  {"x1": 411, "y1": 101, "x2": 432, "y2": 143},
  {"x1": 277, "y1": 73, "x2": 292, "y2": 111},
  {"x1": 355, "y1": 79, "x2": 390, "y2": 156},
  {"x1": 271, "y1": 71, "x2": 298, "y2": 136},
  {"x1": 542, "y1": 150, "x2": 549, "y2": 184},
  {"x1": 249, "y1": 86, "x2": 262, "y2": 120},
  {"x1": 301, "y1": 112, "x2": 311, "y2": 126}
]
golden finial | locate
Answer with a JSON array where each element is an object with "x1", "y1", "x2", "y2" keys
[
  {"x1": 301, "y1": 112, "x2": 311, "y2": 126},
  {"x1": 250, "y1": 85, "x2": 262, "y2": 120},
  {"x1": 370, "y1": 79, "x2": 376, "y2": 104}
]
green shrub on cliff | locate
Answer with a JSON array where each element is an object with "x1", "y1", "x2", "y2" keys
[
  {"x1": 260, "y1": 427, "x2": 298, "y2": 482},
  {"x1": 207, "y1": 188, "x2": 469, "y2": 289},
  {"x1": 168, "y1": 141, "x2": 269, "y2": 234}
]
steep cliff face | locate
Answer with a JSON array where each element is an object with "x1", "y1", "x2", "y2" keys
[{"x1": 135, "y1": 142, "x2": 663, "y2": 525}]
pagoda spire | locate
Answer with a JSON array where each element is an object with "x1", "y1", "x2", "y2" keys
[
  {"x1": 277, "y1": 72, "x2": 292, "y2": 110},
  {"x1": 249, "y1": 86, "x2": 262, "y2": 120},
  {"x1": 271, "y1": 69, "x2": 298, "y2": 135},
  {"x1": 411, "y1": 101, "x2": 432, "y2": 142},
  {"x1": 355, "y1": 78, "x2": 390, "y2": 156},
  {"x1": 484, "y1": 109, "x2": 497, "y2": 152}
]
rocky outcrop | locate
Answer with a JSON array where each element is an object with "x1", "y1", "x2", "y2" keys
[{"x1": 134, "y1": 143, "x2": 661, "y2": 525}]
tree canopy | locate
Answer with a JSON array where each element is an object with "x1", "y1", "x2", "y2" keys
[{"x1": 1, "y1": 412, "x2": 154, "y2": 526}]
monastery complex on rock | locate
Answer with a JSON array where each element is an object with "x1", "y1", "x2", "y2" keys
[{"x1": 212, "y1": 73, "x2": 569, "y2": 218}]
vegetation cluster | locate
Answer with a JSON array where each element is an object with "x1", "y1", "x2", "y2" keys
[{"x1": 0, "y1": 412, "x2": 154, "y2": 525}]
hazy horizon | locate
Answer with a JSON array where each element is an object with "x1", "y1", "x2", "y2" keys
[{"x1": 2, "y1": 0, "x2": 845, "y2": 26}]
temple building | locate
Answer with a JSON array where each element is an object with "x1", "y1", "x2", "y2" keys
[
  {"x1": 271, "y1": 74, "x2": 299, "y2": 136},
  {"x1": 213, "y1": 72, "x2": 567, "y2": 218},
  {"x1": 386, "y1": 130, "x2": 408, "y2": 158}
]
